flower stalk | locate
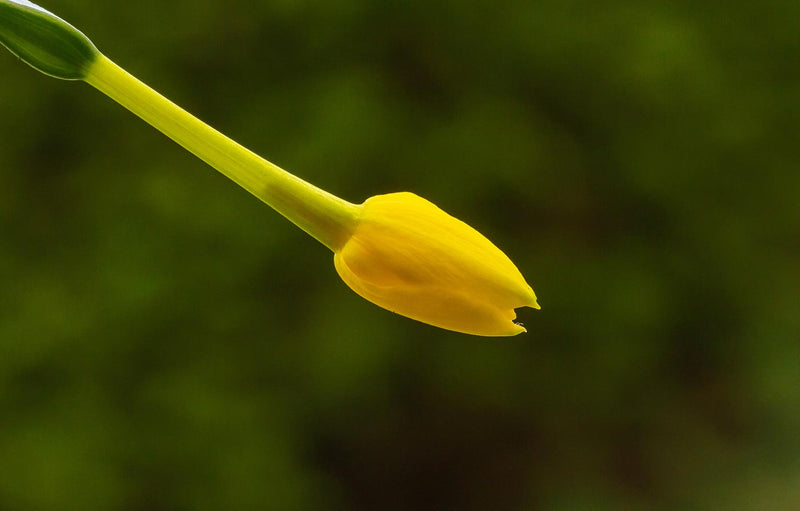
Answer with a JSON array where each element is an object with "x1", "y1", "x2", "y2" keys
[
  {"x1": 1, "y1": 0, "x2": 539, "y2": 336},
  {"x1": 85, "y1": 55, "x2": 361, "y2": 251}
]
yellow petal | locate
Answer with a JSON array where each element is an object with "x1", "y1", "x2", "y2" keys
[{"x1": 334, "y1": 192, "x2": 538, "y2": 336}]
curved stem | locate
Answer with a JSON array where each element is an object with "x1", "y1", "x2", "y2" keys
[{"x1": 84, "y1": 54, "x2": 361, "y2": 251}]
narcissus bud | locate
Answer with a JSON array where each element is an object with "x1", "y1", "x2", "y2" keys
[
  {"x1": 335, "y1": 193, "x2": 539, "y2": 336},
  {"x1": 1, "y1": 0, "x2": 539, "y2": 336}
]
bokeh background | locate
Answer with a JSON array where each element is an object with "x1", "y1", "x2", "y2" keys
[{"x1": 1, "y1": 0, "x2": 799, "y2": 509}]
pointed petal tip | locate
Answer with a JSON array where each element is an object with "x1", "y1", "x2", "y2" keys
[
  {"x1": 509, "y1": 321, "x2": 527, "y2": 336},
  {"x1": 521, "y1": 284, "x2": 540, "y2": 310}
]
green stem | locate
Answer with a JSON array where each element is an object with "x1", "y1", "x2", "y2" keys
[{"x1": 84, "y1": 54, "x2": 361, "y2": 251}]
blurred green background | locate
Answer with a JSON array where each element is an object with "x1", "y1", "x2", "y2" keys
[{"x1": 1, "y1": 0, "x2": 799, "y2": 509}]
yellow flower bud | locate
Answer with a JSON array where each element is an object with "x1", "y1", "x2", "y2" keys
[
  {"x1": 2, "y1": 1, "x2": 540, "y2": 336},
  {"x1": 334, "y1": 192, "x2": 539, "y2": 336}
]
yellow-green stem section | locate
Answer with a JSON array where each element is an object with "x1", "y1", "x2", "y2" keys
[{"x1": 84, "y1": 53, "x2": 361, "y2": 251}]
